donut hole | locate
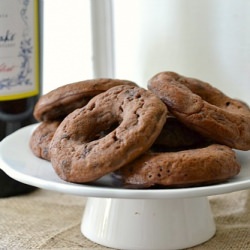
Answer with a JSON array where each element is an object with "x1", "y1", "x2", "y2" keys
[{"x1": 88, "y1": 121, "x2": 120, "y2": 142}]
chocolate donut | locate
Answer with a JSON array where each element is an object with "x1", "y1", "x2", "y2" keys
[
  {"x1": 154, "y1": 116, "x2": 211, "y2": 150},
  {"x1": 49, "y1": 85, "x2": 168, "y2": 183},
  {"x1": 34, "y1": 78, "x2": 137, "y2": 121},
  {"x1": 114, "y1": 144, "x2": 240, "y2": 188},
  {"x1": 148, "y1": 71, "x2": 250, "y2": 150},
  {"x1": 29, "y1": 121, "x2": 61, "y2": 161}
]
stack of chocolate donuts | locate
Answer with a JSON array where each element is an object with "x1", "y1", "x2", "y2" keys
[{"x1": 30, "y1": 72, "x2": 250, "y2": 188}]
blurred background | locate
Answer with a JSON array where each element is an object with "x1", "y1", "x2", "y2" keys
[{"x1": 43, "y1": 0, "x2": 250, "y2": 103}]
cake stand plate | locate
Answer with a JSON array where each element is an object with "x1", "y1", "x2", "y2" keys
[{"x1": 1, "y1": 125, "x2": 250, "y2": 250}]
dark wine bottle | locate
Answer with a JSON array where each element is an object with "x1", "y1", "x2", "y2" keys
[{"x1": 0, "y1": 0, "x2": 41, "y2": 197}]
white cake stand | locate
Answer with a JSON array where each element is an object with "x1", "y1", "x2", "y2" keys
[{"x1": 1, "y1": 125, "x2": 250, "y2": 250}]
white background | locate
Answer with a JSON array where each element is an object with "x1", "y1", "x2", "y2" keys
[
  {"x1": 43, "y1": 0, "x2": 250, "y2": 104},
  {"x1": 42, "y1": 0, "x2": 92, "y2": 93}
]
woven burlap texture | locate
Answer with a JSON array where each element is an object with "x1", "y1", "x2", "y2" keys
[{"x1": 0, "y1": 189, "x2": 249, "y2": 250}]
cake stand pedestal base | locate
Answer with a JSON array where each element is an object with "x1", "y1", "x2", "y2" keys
[{"x1": 81, "y1": 196, "x2": 216, "y2": 250}]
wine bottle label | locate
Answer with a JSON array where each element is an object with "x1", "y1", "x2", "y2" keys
[{"x1": 0, "y1": 0, "x2": 40, "y2": 101}]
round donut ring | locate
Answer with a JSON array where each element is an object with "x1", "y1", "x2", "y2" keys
[
  {"x1": 34, "y1": 78, "x2": 137, "y2": 121},
  {"x1": 49, "y1": 85, "x2": 168, "y2": 183},
  {"x1": 148, "y1": 71, "x2": 250, "y2": 150},
  {"x1": 114, "y1": 144, "x2": 240, "y2": 188}
]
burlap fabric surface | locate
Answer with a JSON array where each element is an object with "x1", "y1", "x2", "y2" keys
[{"x1": 0, "y1": 189, "x2": 250, "y2": 250}]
